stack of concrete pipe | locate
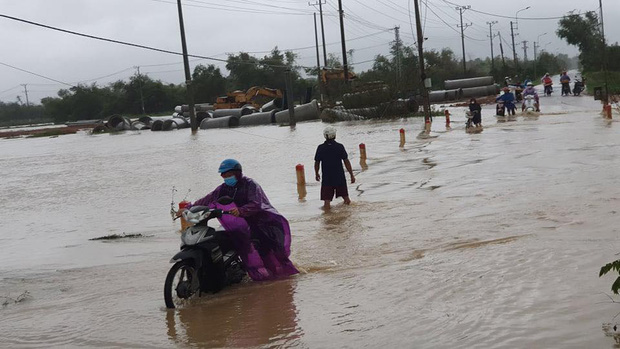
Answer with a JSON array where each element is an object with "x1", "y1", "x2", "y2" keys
[
  {"x1": 428, "y1": 76, "x2": 498, "y2": 104},
  {"x1": 106, "y1": 115, "x2": 132, "y2": 131},
  {"x1": 211, "y1": 106, "x2": 256, "y2": 118},
  {"x1": 174, "y1": 103, "x2": 214, "y2": 113},
  {"x1": 275, "y1": 100, "x2": 320, "y2": 124},
  {"x1": 320, "y1": 108, "x2": 364, "y2": 123},
  {"x1": 260, "y1": 98, "x2": 283, "y2": 112},
  {"x1": 239, "y1": 110, "x2": 277, "y2": 126},
  {"x1": 342, "y1": 87, "x2": 391, "y2": 109},
  {"x1": 200, "y1": 115, "x2": 240, "y2": 129}
]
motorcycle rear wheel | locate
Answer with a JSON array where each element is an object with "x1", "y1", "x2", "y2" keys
[{"x1": 164, "y1": 260, "x2": 199, "y2": 309}]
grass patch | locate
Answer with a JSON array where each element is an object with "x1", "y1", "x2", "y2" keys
[{"x1": 583, "y1": 71, "x2": 620, "y2": 95}]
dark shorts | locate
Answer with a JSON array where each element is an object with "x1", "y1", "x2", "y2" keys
[{"x1": 321, "y1": 185, "x2": 349, "y2": 201}]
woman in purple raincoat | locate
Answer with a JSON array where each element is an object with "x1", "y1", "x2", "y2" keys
[{"x1": 184, "y1": 159, "x2": 298, "y2": 281}]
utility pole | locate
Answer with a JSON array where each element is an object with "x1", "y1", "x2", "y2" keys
[
  {"x1": 510, "y1": 21, "x2": 518, "y2": 69},
  {"x1": 599, "y1": 0, "x2": 609, "y2": 104},
  {"x1": 486, "y1": 21, "x2": 498, "y2": 71},
  {"x1": 20, "y1": 84, "x2": 29, "y2": 107},
  {"x1": 308, "y1": 1, "x2": 327, "y2": 68},
  {"x1": 456, "y1": 5, "x2": 472, "y2": 74},
  {"x1": 394, "y1": 26, "x2": 402, "y2": 90},
  {"x1": 284, "y1": 69, "x2": 296, "y2": 126},
  {"x1": 313, "y1": 13, "x2": 323, "y2": 101},
  {"x1": 176, "y1": 0, "x2": 197, "y2": 132},
  {"x1": 413, "y1": 0, "x2": 431, "y2": 126},
  {"x1": 134, "y1": 66, "x2": 146, "y2": 115},
  {"x1": 533, "y1": 41, "x2": 539, "y2": 78},
  {"x1": 521, "y1": 40, "x2": 528, "y2": 62},
  {"x1": 498, "y1": 31, "x2": 506, "y2": 68},
  {"x1": 337, "y1": 0, "x2": 349, "y2": 84}
]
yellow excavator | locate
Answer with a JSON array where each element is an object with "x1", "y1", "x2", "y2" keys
[
  {"x1": 214, "y1": 87, "x2": 283, "y2": 110},
  {"x1": 320, "y1": 68, "x2": 357, "y2": 84}
]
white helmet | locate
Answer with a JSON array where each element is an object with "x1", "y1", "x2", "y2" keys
[{"x1": 323, "y1": 126, "x2": 336, "y2": 139}]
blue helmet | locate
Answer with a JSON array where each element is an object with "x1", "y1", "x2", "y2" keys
[{"x1": 218, "y1": 159, "x2": 242, "y2": 174}]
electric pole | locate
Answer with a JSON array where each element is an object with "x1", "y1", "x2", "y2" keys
[
  {"x1": 498, "y1": 31, "x2": 506, "y2": 69},
  {"x1": 308, "y1": 1, "x2": 327, "y2": 68},
  {"x1": 521, "y1": 40, "x2": 528, "y2": 62},
  {"x1": 533, "y1": 41, "x2": 539, "y2": 78},
  {"x1": 599, "y1": 0, "x2": 609, "y2": 104},
  {"x1": 134, "y1": 66, "x2": 146, "y2": 115},
  {"x1": 486, "y1": 21, "x2": 498, "y2": 71},
  {"x1": 510, "y1": 21, "x2": 518, "y2": 69},
  {"x1": 20, "y1": 84, "x2": 29, "y2": 107},
  {"x1": 313, "y1": 13, "x2": 323, "y2": 101},
  {"x1": 413, "y1": 0, "x2": 431, "y2": 125},
  {"x1": 176, "y1": 0, "x2": 197, "y2": 132},
  {"x1": 394, "y1": 26, "x2": 402, "y2": 90},
  {"x1": 337, "y1": 0, "x2": 349, "y2": 84},
  {"x1": 456, "y1": 5, "x2": 472, "y2": 74}
]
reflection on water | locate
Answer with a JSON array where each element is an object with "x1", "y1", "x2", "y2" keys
[{"x1": 166, "y1": 280, "x2": 300, "y2": 348}]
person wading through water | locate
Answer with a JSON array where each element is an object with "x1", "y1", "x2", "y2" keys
[{"x1": 314, "y1": 126, "x2": 355, "y2": 210}]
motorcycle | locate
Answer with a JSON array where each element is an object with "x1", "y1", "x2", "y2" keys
[
  {"x1": 164, "y1": 198, "x2": 246, "y2": 309},
  {"x1": 573, "y1": 80, "x2": 584, "y2": 96},
  {"x1": 544, "y1": 83, "x2": 553, "y2": 96},
  {"x1": 561, "y1": 82, "x2": 571, "y2": 96},
  {"x1": 495, "y1": 101, "x2": 505, "y2": 116},
  {"x1": 522, "y1": 95, "x2": 536, "y2": 112}
]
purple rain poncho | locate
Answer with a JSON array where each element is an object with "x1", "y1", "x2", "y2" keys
[{"x1": 191, "y1": 176, "x2": 298, "y2": 281}]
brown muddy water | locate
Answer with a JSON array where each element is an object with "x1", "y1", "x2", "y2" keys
[{"x1": 1, "y1": 94, "x2": 620, "y2": 348}]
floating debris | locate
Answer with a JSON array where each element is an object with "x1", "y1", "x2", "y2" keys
[{"x1": 89, "y1": 233, "x2": 150, "y2": 241}]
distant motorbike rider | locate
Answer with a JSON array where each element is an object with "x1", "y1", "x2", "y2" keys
[
  {"x1": 560, "y1": 71, "x2": 572, "y2": 96},
  {"x1": 541, "y1": 73, "x2": 553, "y2": 96},
  {"x1": 496, "y1": 87, "x2": 516, "y2": 115},
  {"x1": 522, "y1": 82, "x2": 540, "y2": 112}
]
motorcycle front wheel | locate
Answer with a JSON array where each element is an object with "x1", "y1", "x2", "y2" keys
[{"x1": 164, "y1": 260, "x2": 199, "y2": 309}]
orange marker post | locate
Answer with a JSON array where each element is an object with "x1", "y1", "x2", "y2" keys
[
  {"x1": 359, "y1": 143, "x2": 368, "y2": 170},
  {"x1": 424, "y1": 118, "x2": 432, "y2": 133},
  {"x1": 604, "y1": 104, "x2": 612, "y2": 119},
  {"x1": 399, "y1": 128, "x2": 406, "y2": 147},
  {"x1": 295, "y1": 164, "x2": 307, "y2": 200},
  {"x1": 444, "y1": 110, "x2": 451, "y2": 128}
]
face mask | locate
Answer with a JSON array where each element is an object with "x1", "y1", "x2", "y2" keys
[{"x1": 223, "y1": 176, "x2": 237, "y2": 187}]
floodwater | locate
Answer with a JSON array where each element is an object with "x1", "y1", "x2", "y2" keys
[{"x1": 1, "y1": 88, "x2": 620, "y2": 348}]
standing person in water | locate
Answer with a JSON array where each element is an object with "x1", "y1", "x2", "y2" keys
[
  {"x1": 469, "y1": 98, "x2": 482, "y2": 127},
  {"x1": 314, "y1": 126, "x2": 355, "y2": 210}
]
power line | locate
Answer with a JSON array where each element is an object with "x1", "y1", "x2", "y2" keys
[
  {"x1": 440, "y1": 0, "x2": 586, "y2": 20},
  {"x1": 0, "y1": 61, "x2": 75, "y2": 87}
]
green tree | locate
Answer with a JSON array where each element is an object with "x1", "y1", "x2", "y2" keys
[
  {"x1": 557, "y1": 11, "x2": 604, "y2": 71},
  {"x1": 192, "y1": 64, "x2": 227, "y2": 103}
]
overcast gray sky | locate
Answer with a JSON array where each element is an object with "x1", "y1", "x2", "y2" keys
[{"x1": 1, "y1": 0, "x2": 618, "y2": 103}]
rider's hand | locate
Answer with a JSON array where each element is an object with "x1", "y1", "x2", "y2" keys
[
  {"x1": 229, "y1": 207, "x2": 240, "y2": 217},
  {"x1": 315, "y1": 173, "x2": 320, "y2": 182},
  {"x1": 175, "y1": 208, "x2": 185, "y2": 218}
]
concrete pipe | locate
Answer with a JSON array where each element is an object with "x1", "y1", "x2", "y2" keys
[
  {"x1": 239, "y1": 110, "x2": 276, "y2": 126},
  {"x1": 212, "y1": 108, "x2": 252, "y2": 118},
  {"x1": 342, "y1": 87, "x2": 391, "y2": 109},
  {"x1": 444, "y1": 76, "x2": 494, "y2": 90},
  {"x1": 320, "y1": 108, "x2": 364, "y2": 123},
  {"x1": 429, "y1": 91, "x2": 449, "y2": 103},
  {"x1": 260, "y1": 98, "x2": 283, "y2": 112},
  {"x1": 150, "y1": 120, "x2": 165, "y2": 131},
  {"x1": 200, "y1": 115, "x2": 240, "y2": 129},
  {"x1": 275, "y1": 99, "x2": 320, "y2": 124},
  {"x1": 162, "y1": 117, "x2": 189, "y2": 131},
  {"x1": 461, "y1": 84, "x2": 498, "y2": 98},
  {"x1": 130, "y1": 120, "x2": 148, "y2": 130},
  {"x1": 196, "y1": 111, "x2": 212, "y2": 124},
  {"x1": 138, "y1": 116, "x2": 171, "y2": 127},
  {"x1": 106, "y1": 115, "x2": 132, "y2": 131},
  {"x1": 176, "y1": 104, "x2": 214, "y2": 113}
]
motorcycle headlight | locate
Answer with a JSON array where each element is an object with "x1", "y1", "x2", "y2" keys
[{"x1": 181, "y1": 228, "x2": 205, "y2": 246}]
